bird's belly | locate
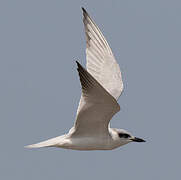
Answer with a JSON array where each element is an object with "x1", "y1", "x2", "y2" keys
[{"x1": 57, "y1": 137, "x2": 114, "y2": 151}]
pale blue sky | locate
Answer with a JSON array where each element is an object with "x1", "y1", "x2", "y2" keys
[{"x1": 0, "y1": 0, "x2": 181, "y2": 179}]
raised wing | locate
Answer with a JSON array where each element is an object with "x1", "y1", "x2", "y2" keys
[
  {"x1": 82, "y1": 8, "x2": 123, "y2": 100},
  {"x1": 72, "y1": 62, "x2": 120, "y2": 137}
]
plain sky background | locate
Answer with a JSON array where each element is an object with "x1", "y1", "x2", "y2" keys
[{"x1": 0, "y1": 0, "x2": 181, "y2": 179}]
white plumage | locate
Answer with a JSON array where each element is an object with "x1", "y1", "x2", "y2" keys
[{"x1": 25, "y1": 8, "x2": 145, "y2": 150}]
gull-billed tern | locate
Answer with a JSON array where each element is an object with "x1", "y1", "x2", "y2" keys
[{"x1": 25, "y1": 8, "x2": 145, "y2": 151}]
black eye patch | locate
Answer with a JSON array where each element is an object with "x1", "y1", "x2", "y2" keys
[{"x1": 118, "y1": 133, "x2": 131, "y2": 138}]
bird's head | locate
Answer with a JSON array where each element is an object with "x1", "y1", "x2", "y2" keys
[{"x1": 114, "y1": 129, "x2": 145, "y2": 145}]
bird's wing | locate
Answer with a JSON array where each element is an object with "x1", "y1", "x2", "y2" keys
[
  {"x1": 82, "y1": 8, "x2": 123, "y2": 100},
  {"x1": 71, "y1": 62, "x2": 120, "y2": 137}
]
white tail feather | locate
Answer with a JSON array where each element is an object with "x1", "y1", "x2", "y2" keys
[{"x1": 25, "y1": 135, "x2": 65, "y2": 148}]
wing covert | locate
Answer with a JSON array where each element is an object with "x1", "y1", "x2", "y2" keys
[{"x1": 72, "y1": 62, "x2": 120, "y2": 137}]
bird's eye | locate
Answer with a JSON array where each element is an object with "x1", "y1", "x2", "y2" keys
[{"x1": 118, "y1": 133, "x2": 131, "y2": 138}]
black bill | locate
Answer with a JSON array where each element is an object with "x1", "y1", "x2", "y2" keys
[{"x1": 132, "y1": 137, "x2": 146, "y2": 142}]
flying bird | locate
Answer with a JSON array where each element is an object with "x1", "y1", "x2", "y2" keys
[{"x1": 25, "y1": 8, "x2": 145, "y2": 150}]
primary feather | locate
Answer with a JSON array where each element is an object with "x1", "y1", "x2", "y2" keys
[{"x1": 82, "y1": 8, "x2": 123, "y2": 100}]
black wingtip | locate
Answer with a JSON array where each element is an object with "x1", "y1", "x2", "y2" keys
[
  {"x1": 76, "y1": 60, "x2": 80, "y2": 66},
  {"x1": 81, "y1": 7, "x2": 86, "y2": 13},
  {"x1": 82, "y1": 7, "x2": 88, "y2": 16},
  {"x1": 76, "y1": 61, "x2": 81, "y2": 69},
  {"x1": 76, "y1": 61, "x2": 86, "y2": 72}
]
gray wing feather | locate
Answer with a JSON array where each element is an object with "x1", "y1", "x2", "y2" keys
[
  {"x1": 82, "y1": 8, "x2": 123, "y2": 100},
  {"x1": 72, "y1": 62, "x2": 120, "y2": 136}
]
